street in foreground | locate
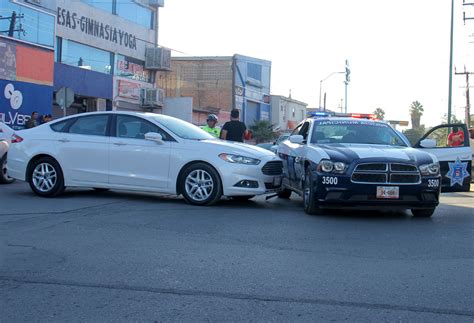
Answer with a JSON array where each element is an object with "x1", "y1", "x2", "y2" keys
[{"x1": 1, "y1": 181, "x2": 473, "y2": 321}]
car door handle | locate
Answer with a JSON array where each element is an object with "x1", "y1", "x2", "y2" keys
[
  {"x1": 113, "y1": 142, "x2": 127, "y2": 146},
  {"x1": 58, "y1": 138, "x2": 70, "y2": 143}
]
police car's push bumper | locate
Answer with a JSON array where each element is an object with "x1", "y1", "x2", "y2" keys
[{"x1": 310, "y1": 171, "x2": 441, "y2": 210}]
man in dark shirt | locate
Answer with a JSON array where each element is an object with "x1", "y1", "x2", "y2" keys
[{"x1": 220, "y1": 109, "x2": 247, "y2": 142}]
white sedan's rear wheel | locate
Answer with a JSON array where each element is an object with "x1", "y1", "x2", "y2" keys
[
  {"x1": 28, "y1": 157, "x2": 65, "y2": 197},
  {"x1": 180, "y1": 163, "x2": 222, "y2": 206}
]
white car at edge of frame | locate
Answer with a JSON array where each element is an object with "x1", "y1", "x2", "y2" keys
[
  {"x1": 7, "y1": 111, "x2": 283, "y2": 205},
  {"x1": 0, "y1": 121, "x2": 15, "y2": 184}
]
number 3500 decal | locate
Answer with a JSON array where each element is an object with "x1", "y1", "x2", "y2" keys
[
  {"x1": 427, "y1": 179, "x2": 439, "y2": 188},
  {"x1": 322, "y1": 176, "x2": 338, "y2": 185}
]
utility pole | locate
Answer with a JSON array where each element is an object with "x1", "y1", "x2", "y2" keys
[
  {"x1": 448, "y1": 0, "x2": 454, "y2": 124},
  {"x1": 0, "y1": 11, "x2": 25, "y2": 36},
  {"x1": 455, "y1": 66, "x2": 473, "y2": 126}
]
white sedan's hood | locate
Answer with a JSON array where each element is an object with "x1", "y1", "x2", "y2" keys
[{"x1": 198, "y1": 139, "x2": 276, "y2": 158}]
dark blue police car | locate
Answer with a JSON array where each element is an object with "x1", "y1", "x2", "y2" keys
[{"x1": 277, "y1": 117, "x2": 445, "y2": 217}]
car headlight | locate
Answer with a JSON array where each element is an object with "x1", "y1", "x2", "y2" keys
[
  {"x1": 219, "y1": 153, "x2": 261, "y2": 165},
  {"x1": 318, "y1": 160, "x2": 347, "y2": 174},
  {"x1": 419, "y1": 162, "x2": 440, "y2": 176}
]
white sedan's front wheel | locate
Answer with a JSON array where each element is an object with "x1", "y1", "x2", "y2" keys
[{"x1": 180, "y1": 163, "x2": 222, "y2": 206}]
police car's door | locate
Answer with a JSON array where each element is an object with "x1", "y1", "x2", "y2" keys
[
  {"x1": 414, "y1": 123, "x2": 471, "y2": 192},
  {"x1": 278, "y1": 121, "x2": 310, "y2": 191}
]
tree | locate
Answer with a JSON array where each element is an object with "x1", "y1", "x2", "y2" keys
[
  {"x1": 373, "y1": 108, "x2": 385, "y2": 120},
  {"x1": 409, "y1": 101, "x2": 424, "y2": 129},
  {"x1": 441, "y1": 113, "x2": 462, "y2": 124},
  {"x1": 249, "y1": 120, "x2": 277, "y2": 144}
]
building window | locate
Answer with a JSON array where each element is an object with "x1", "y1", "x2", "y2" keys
[
  {"x1": 247, "y1": 63, "x2": 262, "y2": 81},
  {"x1": 81, "y1": 0, "x2": 113, "y2": 13},
  {"x1": 115, "y1": 54, "x2": 152, "y2": 83},
  {"x1": 0, "y1": 0, "x2": 54, "y2": 48},
  {"x1": 116, "y1": 1, "x2": 154, "y2": 29},
  {"x1": 60, "y1": 39, "x2": 113, "y2": 74}
]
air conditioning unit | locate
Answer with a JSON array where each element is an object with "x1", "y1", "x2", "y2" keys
[
  {"x1": 140, "y1": 88, "x2": 164, "y2": 107},
  {"x1": 145, "y1": 47, "x2": 171, "y2": 70}
]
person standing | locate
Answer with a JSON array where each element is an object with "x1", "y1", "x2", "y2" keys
[
  {"x1": 220, "y1": 109, "x2": 247, "y2": 142},
  {"x1": 25, "y1": 111, "x2": 39, "y2": 129},
  {"x1": 201, "y1": 114, "x2": 221, "y2": 138},
  {"x1": 447, "y1": 126, "x2": 465, "y2": 147}
]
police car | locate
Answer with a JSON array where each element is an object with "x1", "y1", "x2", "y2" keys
[{"x1": 277, "y1": 113, "x2": 471, "y2": 217}]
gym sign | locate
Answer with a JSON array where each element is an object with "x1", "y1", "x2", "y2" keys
[{"x1": 57, "y1": 6, "x2": 138, "y2": 50}]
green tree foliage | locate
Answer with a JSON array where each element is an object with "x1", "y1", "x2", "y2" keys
[
  {"x1": 403, "y1": 126, "x2": 426, "y2": 146},
  {"x1": 441, "y1": 113, "x2": 462, "y2": 124},
  {"x1": 373, "y1": 108, "x2": 385, "y2": 120},
  {"x1": 249, "y1": 120, "x2": 277, "y2": 144},
  {"x1": 409, "y1": 101, "x2": 424, "y2": 129}
]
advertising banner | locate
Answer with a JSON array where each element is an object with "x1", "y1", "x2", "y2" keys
[
  {"x1": 0, "y1": 79, "x2": 52, "y2": 130},
  {"x1": 118, "y1": 80, "x2": 141, "y2": 100}
]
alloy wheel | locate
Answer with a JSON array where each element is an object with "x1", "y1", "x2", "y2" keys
[
  {"x1": 32, "y1": 162, "x2": 57, "y2": 193},
  {"x1": 184, "y1": 169, "x2": 214, "y2": 202}
]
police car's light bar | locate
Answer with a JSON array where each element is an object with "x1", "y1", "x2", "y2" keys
[{"x1": 308, "y1": 112, "x2": 378, "y2": 120}]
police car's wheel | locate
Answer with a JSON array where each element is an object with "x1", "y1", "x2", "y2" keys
[
  {"x1": 180, "y1": 163, "x2": 222, "y2": 206},
  {"x1": 0, "y1": 153, "x2": 15, "y2": 184},
  {"x1": 303, "y1": 168, "x2": 321, "y2": 215},
  {"x1": 411, "y1": 208, "x2": 435, "y2": 217},
  {"x1": 277, "y1": 188, "x2": 292, "y2": 199},
  {"x1": 28, "y1": 157, "x2": 65, "y2": 197}
]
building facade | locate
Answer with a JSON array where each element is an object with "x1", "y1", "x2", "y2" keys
[
  {"x1": 4, "y1": 0, "x2": 166, "y2": 120},
  {"x1": 157, "y1": 54, "x2": 271, "y2": 126},
  {"x1": 0, "y1": 0, "x2": 55, "y2": 129},
  {"x1": 270, "y1": 95, "x2": 307, "y2": 131}
]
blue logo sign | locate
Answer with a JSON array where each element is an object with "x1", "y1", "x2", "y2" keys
[{"x1": 446, "y1": 157, "x2": 470, "y2": 186}]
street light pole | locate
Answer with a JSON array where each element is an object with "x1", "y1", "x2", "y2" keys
[{"x1": 319, "y1": 71, "x2": 344, "y2": 111}]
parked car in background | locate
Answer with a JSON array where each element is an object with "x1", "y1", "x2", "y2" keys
[
  {"x1": 277, "y1": 117, "x2": 470, "y2": 217},
  {"x1": 256, "y1": 132, "x2": 292, "y2": 153},
  {"x1": 7, "y1": 112, "x2": 283, "y2": 205},
  {"x1": 0, "y1": 122, "x2": 15, "y2": 184}
]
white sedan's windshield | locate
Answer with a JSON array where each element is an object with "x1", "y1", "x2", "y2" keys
[
  {"x1": 151, "y1": 115, "x2": 214, "y2": 140},
  {"x1": 311, "y1": 120, "x2": 407, "y2": 147}
]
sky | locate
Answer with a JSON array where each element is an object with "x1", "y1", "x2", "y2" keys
[{"x1": 158, "y1": 0, "x2": 474, "y2": 127}]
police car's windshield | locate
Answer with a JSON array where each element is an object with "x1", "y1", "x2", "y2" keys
[
  {"x1": 311, "y1": 120, "x2": 407, "y2": 147},
  {"x1": 151, "y1": 115, "x2": 214, "y2": 140}
]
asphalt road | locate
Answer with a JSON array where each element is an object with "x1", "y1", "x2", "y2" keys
[{"x1": 0, "y1": 181, "x2": 473, "y2": 322}]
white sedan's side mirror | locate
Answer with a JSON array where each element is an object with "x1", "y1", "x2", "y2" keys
[
  {"x1": 419, "y1": 138, "x2": 437, "y2": 148},
  {"x1": 145, "y1": 132, "x2": 164, "y2": 145},
  {"x1": 289, "y1": 135, "x2": 304, "y2": 144}
]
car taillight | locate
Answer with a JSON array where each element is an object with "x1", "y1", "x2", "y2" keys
[{"x1": 11, "y1": 134, "x2": 23, "y2": 143}]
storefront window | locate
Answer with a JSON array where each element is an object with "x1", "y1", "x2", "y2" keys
[
  {"x1": 115, "y1": 54, "x2": 151, "y2": 83},
  {"x1": 81, "y1": 0, "x2": 113, "y2": 13},
  {"x1": 0, "y1": 0, "x2": 54, "y2": 48},
  {"x1": 116, "y1": 0, "x2": 154, "y2": 29},
  {"x1": 60, "y1": 39, "x2": 113, "y2": 75}
]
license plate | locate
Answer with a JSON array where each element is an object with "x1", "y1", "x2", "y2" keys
[{"x1": 376, "y1": 186, "x2": 399, "y2": 199}]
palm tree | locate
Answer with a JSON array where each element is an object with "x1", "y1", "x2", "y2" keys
[
  {"x1": 373, "y1": 108, "x2": 385, "y2": 120},
  {"x1": 409, "y1": 101, "x2": 424, "y2": 129}
]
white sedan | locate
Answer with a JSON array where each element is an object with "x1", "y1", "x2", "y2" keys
[
  {"x1": 0, "y1": 122, "x2": 15, "y2": 184},
  {"x1": 7, "y1": 112, "x2": 283, "y2": 205}
]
